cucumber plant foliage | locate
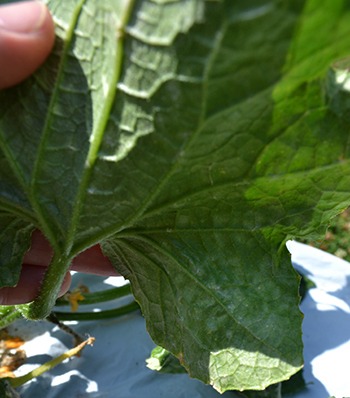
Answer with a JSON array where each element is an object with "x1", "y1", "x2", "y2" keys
[{"x1": 1, "y1": 0, "x2": 350, "y2": 393}]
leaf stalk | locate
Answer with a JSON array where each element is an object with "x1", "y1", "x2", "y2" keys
[
  {"x1": 16, "y1": 253, "x2": 71, "y2": 320},
  {"x1": 8, "y1": 337, "x2": 95, "y2": 388}
]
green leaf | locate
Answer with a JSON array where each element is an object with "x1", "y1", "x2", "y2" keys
[
  {"x1": 235, "y1": 383, "x2": 282, "y2": 398},
  {"x1": 146, "y1": 345, "x2": 187, "y2": 374},
  {"x1": 0, "y1": 215, "x2": 34, "y2": 287},
  {"x1": 1, "y1": 0, "x2": 350, "y2": 393}
]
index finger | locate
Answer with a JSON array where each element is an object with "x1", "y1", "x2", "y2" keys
[{"x1": 24, "y1": 230, "x2": 118, "y2": 276}]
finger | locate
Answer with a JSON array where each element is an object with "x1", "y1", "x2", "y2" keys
[
  {"x1": 23, "y1": 229, "x2": 53, "y2": 266},
  {"x1": 0, "y1": 265, "x2": 71, "y2": 306},
  {"x1": 0, "y1": 1, "x2": 55, "y2": 89},
  {"x1": 24, "y1": 230, "x2": 118, "y2": 276},
  {"x1": 71, "y1": 245, "x2": 118, "y2": 276}
]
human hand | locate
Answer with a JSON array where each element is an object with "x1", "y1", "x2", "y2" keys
[
  {"x1": 0, "y1": 1, "x2": 117, "y2": 305},
  {"x1": 0, "y1": 1, "x2": 55, "y2": 89}
]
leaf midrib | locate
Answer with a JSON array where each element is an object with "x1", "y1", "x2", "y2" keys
[
  {"x1": 66, "y1": 0, "x2": 135, "y2": 256},
  {"x1": 31, "y1": 0, "x2": 135, "y2": 255}
]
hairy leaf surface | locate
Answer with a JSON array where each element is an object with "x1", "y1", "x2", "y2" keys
[{"x1": 1, "y1": 0, "x2": 350, "y2": 392}]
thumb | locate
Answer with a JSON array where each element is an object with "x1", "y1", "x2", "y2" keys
[{"x1": 0, "y1": 1, "x2": 55, "y2": 89}]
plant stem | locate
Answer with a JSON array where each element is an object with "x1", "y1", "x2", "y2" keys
[
  {"x1": 8, "y1": 337, "x2": 95, "y2": 388},
  {"x1": 16, "y1": 253, "x2": 71, "y2": 320},
  {"x1": 52, "y1": 301, "x2": 139, "y2": 321},
  {"x1": 46, "y1": 313, "x2": 84, "y2": 346},
  {"x1": 0, "y1": 306, "x2": 22, "y2": 329},
  {"x1": 54, "y1": 284, "x2": 132, "y2": 306}
]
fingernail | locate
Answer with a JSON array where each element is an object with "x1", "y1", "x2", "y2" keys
[{"x1": 0, "y1": 1, "x2": 47, "y2": 34}]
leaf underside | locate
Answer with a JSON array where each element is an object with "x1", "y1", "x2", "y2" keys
[{"x1": 2, "y1": 0, "x2": 350, "y2": 392}]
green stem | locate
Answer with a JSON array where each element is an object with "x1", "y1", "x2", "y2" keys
[
  {"x1": 8, "y1": 337, "x2": 95, "y2": 388},
  {"x1": 0, "y1": 306, "x2": 22, "y2": 329},
  {"x1": 16, "y1": 253, "x2": 71, "y2": 320},
  {"x1": 54, "y1": 284, "x2": 132, "y2": 306},
  {"x1": 52, "y1": 301, "x2": 139, "y2": 321}
]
